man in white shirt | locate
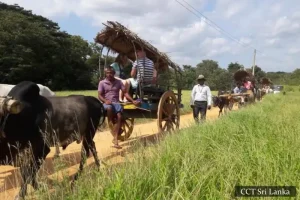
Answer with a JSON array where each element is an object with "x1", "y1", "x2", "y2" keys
[{"x1": 190, "y1": 75, "x2": 212, "y2": 123}]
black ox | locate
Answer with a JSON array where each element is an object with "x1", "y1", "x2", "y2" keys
[
  {"x1": 0, "y1": 81, "x2": 105, "y2": 199},
  {"x1": 212, "y1": 90, "x2": 232, "y2": 117}
]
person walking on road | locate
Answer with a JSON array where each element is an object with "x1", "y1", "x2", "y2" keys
[{"x1": 190, "y1": 75, "x2": 212, "y2": 123}]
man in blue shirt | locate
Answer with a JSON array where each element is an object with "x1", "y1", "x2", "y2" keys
[
  {"x1": 233, "y1": 83, "x2": 245, "y2": 104},
  {"x1": 233, "y1": 84, "x2": 241, "y2": 94}
]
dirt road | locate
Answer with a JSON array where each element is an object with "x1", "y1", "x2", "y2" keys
[{"x1": 0, "y1": 106, "x2": 230, "y2": 199}]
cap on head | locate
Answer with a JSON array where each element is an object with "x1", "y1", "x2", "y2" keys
[{"x1": 197, "y1": 75, "x2": 206, "y2": 81}]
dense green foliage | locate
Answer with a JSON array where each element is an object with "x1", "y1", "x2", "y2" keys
[
  {"x1": 0, "y1": 2, "x2": 115, "y2": 90},
  {"x1": 1, "y1": 2, "x2": 300, "y2": 91}
]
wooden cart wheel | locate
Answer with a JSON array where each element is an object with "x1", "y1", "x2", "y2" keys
[
  {"x1": 157, "y1": 91, "x2": 180, "y2": 133},
  {"x1": 118, "y1": 117, "x2": 134, "y2": 141},
  {"x1": 107, "y1": 116, "x2": 135, "y2": 141}
]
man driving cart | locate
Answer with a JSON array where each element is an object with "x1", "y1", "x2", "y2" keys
[{"x1": 98, "y1": 67, "x2": 139, "y2": 149}]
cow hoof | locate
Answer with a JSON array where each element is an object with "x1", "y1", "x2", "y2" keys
[{"x1": 54, "y1": 154, "x2": 60, "y2": 159}]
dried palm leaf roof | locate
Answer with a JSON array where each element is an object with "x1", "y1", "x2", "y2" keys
[
  {"x1": 233, "y1": 69, "x2": 251, "y2": 81},
  {"x1": 261, "y1": 77, "x2": 272, "y2": 85},
  {"x1": 95, "y1": 21, "x2": 182, "y2": 73}
]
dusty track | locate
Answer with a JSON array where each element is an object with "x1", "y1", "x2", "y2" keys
[{"x1": 0, "y1": 106, "x2": 236, "y2": 199}]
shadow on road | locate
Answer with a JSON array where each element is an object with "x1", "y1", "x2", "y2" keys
[{"x1": 0, "y1": 129, "x2": 172, "y2": 194}]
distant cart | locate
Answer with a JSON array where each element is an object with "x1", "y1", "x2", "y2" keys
[
  {"x1": 256, "y1": 77, "x2": 273, "y2": 100},
  {"x1": 219, "y1": 93, "x2": 251, "y2": 110},
  {"x1": 233, "y1": 69, "x2": 255, "y2": 105},
  {"x1": 95, "y1": 21, "x2": 183, "y2": 141},
  {"x1": 261, "y1": 77, "x2": 272, "y2": 86}
]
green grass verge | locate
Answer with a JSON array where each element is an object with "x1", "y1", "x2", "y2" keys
[{"x1": 38, "y1": 92, "x2": 300, "y2": 199}]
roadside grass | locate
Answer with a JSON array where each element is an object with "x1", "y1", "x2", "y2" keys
[
  {"x1": 283, "y1": 85, "x2": 300, "y2": 92},
  {"x1": 38, "y1": 92, "x2": 300, "y2": 199}
]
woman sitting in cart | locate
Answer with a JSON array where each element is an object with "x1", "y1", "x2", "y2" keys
[
  {"x1": 110, "y1": 53, "x2": 132, "y2": 102},
  {"x1": 243, "y1": 76, "x2": 253, "y2": 90}
]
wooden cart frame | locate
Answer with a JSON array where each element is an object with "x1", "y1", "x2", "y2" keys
[{"x1": 95, "y1": 21, "x2": 183, "y2": 141}]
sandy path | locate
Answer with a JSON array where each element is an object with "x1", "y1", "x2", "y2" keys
[{"x1": 0, "y1": 106, "x2": 234, "y2": 199}]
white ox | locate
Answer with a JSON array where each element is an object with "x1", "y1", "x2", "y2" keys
[{"x1": 0, "y1": 83, "x2": 55, "y2": 97}]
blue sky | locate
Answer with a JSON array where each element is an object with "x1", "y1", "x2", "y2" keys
[
  {"x1": 54, "y1": 13, "x2": 98, "y2": 42},
  {"x1": 3, "y1": 0, "x2": 300, "y2": 72}
]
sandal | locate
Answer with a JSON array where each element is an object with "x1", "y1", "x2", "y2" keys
[
  {"x1": 112, "y1": 139, "x2": 122, "y2": 149},
  {"x1": 112, "y1": 144, "x2": 122, "y2": 149}
]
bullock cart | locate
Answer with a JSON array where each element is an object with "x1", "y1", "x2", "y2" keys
[
  {"x1": 257, "y1": 77, "x2": 273, "y2": 101},
  {"x1": 95, "y1": 21, "x2": 183, "y2": 141},
  {"x1": 233, "y1": 69, "x2": 255, "y2": 104}
]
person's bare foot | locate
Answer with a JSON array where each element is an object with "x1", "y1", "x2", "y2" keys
[{"x1": 112, "y1": 139, "x2": 122, "y2": 149}]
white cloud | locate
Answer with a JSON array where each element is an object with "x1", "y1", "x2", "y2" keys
[
  {"x1": 272, "y1": 16, "x2": 300, "y2": 37},
  {"x1": 288, "y1": 48, "x2": 300, "y2": 54},
  {"x1": 270, "y1": 3, "x2": 282, "y2": 15},
  {"x1": 239, "y1": 37, "x2": 252, "y2": 45},
  {"x1": 2, "y1": 0, "x2": 300, "y2": 72}
]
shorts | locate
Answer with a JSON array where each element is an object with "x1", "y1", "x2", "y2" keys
[
  {"x1": 103, "y1": 103, "x2": 123, "y2": 114},
  {"x1": 128, "y1": 78, "x2": 138, "y2": 89}
]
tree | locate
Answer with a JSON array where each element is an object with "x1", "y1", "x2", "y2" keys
[
  {"x1": 246, "y1": 65, "x2": 266, "y2": 85},
  {"x1": 205, "y1": 68, "x2": 232, "y2": 91},
  {"x1": 0, "y1": 2, "x2": 98, "y2": 90},
  {"x1": 195, "y1": 60, "x2": 229, "y2": 90},
  {"x1": 266, "y1": 71, "x2": 290, "y2": 85},
  {"x1": 227, "y1": 62, "x2": 244, "y2": 74},
  {"x1": 182, "y1": 65, "x2": 197, "y2": 89},
  {"x1": 195, "y1": 60, "x2": 219, "y2": 78},
  {"x1": 288, "y1": 69, "x2": 300, "y2": 85}
]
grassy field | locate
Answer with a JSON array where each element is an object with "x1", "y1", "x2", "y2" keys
[{"x1": 37, "y1": 91, "x2": 300, "y2": 199}]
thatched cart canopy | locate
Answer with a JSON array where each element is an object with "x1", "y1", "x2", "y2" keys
[
  {"x1": 95, "y1": 21, "x2": 182, "y2": 73},
  {"x1": 261, "y1": 77, "x2": 272, "y2": 85},
  {"x1": 233, "y1": 69, "x2": 251, "y2": 82}
]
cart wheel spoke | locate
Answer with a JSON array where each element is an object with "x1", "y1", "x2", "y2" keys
[
  {"x1": 124, "y1": 121, "x2": 130, "y2": 130},
  {"x1": 162, "y1": 108, "x2": 169, "y2": 116},
  {"x1": 162, "y1": 121, "x2": 168, "y2": 131},
  {"x1": 108, "y1": 117, "x2": 134, "y2": 141},
  {"x1": 162, "y1": 117, "x2": 169, "y2": 121}
]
